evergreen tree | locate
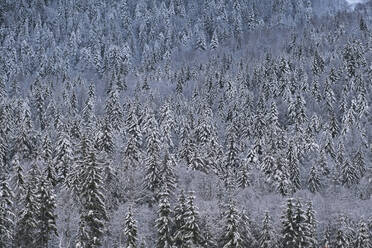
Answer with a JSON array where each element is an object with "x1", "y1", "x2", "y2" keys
[
  {"x1": 15, "y1": 187, "x2": 39, "y2": 248},
  {"x1": 210, "y1": 29, "x2": 219, "y2": 50},
  {"x1": 281, "y1": 198, "x2": 297, "y2": 248},
  {"x1": 144, "y1": 116, "x2": 162, "y2": 193},
  {"x1": 308, "y1": 165, "x2": 321, "y2": 193},
  {"x1": 173, "y1": 190, "x2": 187, "y2": 246},
  {"x1": 177, "y1": 191, "x2": 204, "y2": 247},
  {"x1": 305, "y1": 201, "x2": 317, "y2": 248},
  {"x1": 54, "y1": 125, "x2": 73, "y2": 182},
  {"x1": 220, "y1": 201, "x2": 243, "y2": 248},
  {"x1": 335, "y1": 229, "x2": 348, "y2": 248},
  {"x1": 355, "y1": 220, "x2": 370, "y2": 248},
  {"x1": 341, "y1": 159, "x2": 358, "y2": 188},
  {"x1": 0, "y1": 175, "x2": 14, "y2": 247},
  {"x1": 155, "y1": 186, "x2": 173, "y2": 248},
  {"x1": 159, "y1": 151, "x2": 177, "y2": 195},
  {"x1": 258, "y1": 212, "x2": 276, "y2": 248},
  {"x1": 36, "y1": 177, "x2": 58, "y2": 247},
  {"x1": 77, "y1": 143, "x2": 108, "y2": 247},
  {"x1": 124, "y1": 206, "x2": 138, "y2": 248}
]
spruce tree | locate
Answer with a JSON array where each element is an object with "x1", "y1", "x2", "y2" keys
[
  {"x1": 54, "y1": 125, "x2": 73, "y2": 182},
  {"x1": 308, "y1": 165, "x2": 321, "y2": 193},
  {"x1": 259, "y1": 211, "x2": 276, "y2": 248},
  {"x1": 305, "y1": 201, "x2": 317, "y2": 248},
  {"x1": 280, "y1": 198, "x2": 297, "y2": 248},
  {"x1": 0, "y1": 174, "x2": 14, "y2": 247},
  {"x1": 220, "y1": 201, "x2": 243, "y2": 248},
  {"x1": 176, "y1": 191, "x2": 204, "y2": 247},
  {"x1": 15, "y1": 186, "x2": 39, "y2": 247},
  {"x1": 335, "y1": 229, "x2": 348, "y2": 248},
  {"x1": 355, "y1": 220, "x2": 370, "y2": 248},
  {"x1": 124, "y1": 206, "x2": 138, "y2": 248},
  {"x1": 155, "y1": 186, "x2": 173, "y2": 248},
  {"x1": 144, "y1": 116, "x2": 162, "y2": 193},
  {"x1": 36, "y1": 177, "x2": 58, "y2": 247},
  {"x1": 77, "y1": 142, "x2": 108, "y2": 247},
  {"x1": 341, "y1": 159, "x2": 358, "y2": 188},
  {"x1": 173, "y1": 190, "x2": 187, "y2": 246}
]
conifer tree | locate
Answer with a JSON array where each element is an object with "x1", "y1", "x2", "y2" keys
[
  {"x1": 175, "y1": 191, "x2": 204, "y2": 247},
  {"x1": 335, "y1": 229, "x2": 348, "y2": 248},
  {"x1": 155, "y1": 186, "x2": 173, "y2": 248},
  {"x1": 77, "y1": 140, "x2": 108, "y2": 247},
  {"x1": 258, "y1": 211, "x2": 276, "y2": 248},
  {"x1": 305, "y1": 201, "x2": 317, "y2": 248},
  {"x1": 173, "y1": 190, "x2": 187, "y2": 246},
  {"x1": 124, "y1": 206, "x2": 138, "y2": 248},
  {"x1": 0, "y1": 174, "x2": 14, "y2": 247},
  {"x1": 308, "y1": 165, "x2": 321, "y2": 193},
  {"x1": 15, "y1": 187, "x2": 39, "y2": 247},
  {"x1": 144, "y1": 116, "x2": 162, "y2": 193},
  {"x1": 281, "y1": 198, "x2": 297, "y2": 248},
  {"x1": 341, "y1": 159, "x2": 358, "y2": 188},
  {"x1": 54, "y1": 125, "x2": 73, "y2": 182},
  {"x1": 159, "y1": 151, "x2": 177, "y2": 195},
  {"x1": 292, "y1": 200, "x2": 312, "y2": 247},
  {"x1": 220, "y1": 201, "x2": 243, "y2": 248},
  {"x1": 36, "y1": 177, "x2": 58, "y2": 247},
  {"x1": 355, "y1": 220, "x2": 370, "y2": 248},
  {"x1": 210, "y1": 29, "x2": 219, "y2": 50}
]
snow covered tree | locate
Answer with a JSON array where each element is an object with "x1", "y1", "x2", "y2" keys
[
  {"x1": 155, "y1": 186, "x2": 173, "y2": 248},
  {"x1": 159, "y1": 151, "x2": 177, "y2": 195},
  {"x1": 335, "y1": 229, "x2": 348, "y2": 248},
  {"x1": 341, "y1": 159, "x2": 358, "y2": 188},
  {"x1": 143, "y1": 115, "x2": 162, "y2": 193},
  {"x1": 124, "y1": 206, "x2": 138, "y2": 248},
  {"x1": 77, "y1": 143, "x2": 108, "y2": 247},
  {"x1": 355, "y1": 220, "x2": 370, "y2": 248},
  {"x1": 173, "y1": 189, "x2": 187, "y2": 246},
  {"x1": 175, "y1": 191, "x2": 204, "y2": 247},
  {"x1": 105, "y1": 84, "x2": 123, "y2": 131},
  {"x1": 220, "y1": 201, "x2": 243, "y2": 248},
  {"x1": 210, "y1": 29, "x2": 219, "y2": 50},
  {"x1": 54, "y1": 125, "x2": 73, "y2": 182},
  {"x1": 305, "y1": 201, "x2": 317, "y2": 248},
  {"x1": 15, "y1": 187, "x2": 38, "y2": 247},
  {"x1": 258, "y1": 211, "x2": 277, "y2": 248},
  {"x1": 0, "y1": 175, "x2": 14, "y2": 247},
  {"x1": 36, "y1": 177, "x2": 58, "y2": 247},
  {"x1": 281, "y1": 198, "x2": 297, "y2": 248},
  {"x1": 308, "y1": 165, "x2": 321, "y2": 193}
]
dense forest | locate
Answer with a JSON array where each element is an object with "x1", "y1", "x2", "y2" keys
[{"x1": 0, "y1": 0, "x2": 371, "y2": 247}]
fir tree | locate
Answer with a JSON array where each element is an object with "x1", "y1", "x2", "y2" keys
[
  {"x1": 281, "y1": 198, "x2": 297, "y2": 248},
  {"x1": 305, "y1": 201, "x2": 317, "y2": 248},
  {"x1": 124, "y1": 206, "x2": 138, "y2": 248},
  {"x1": 355, "y1": 220, "x2": 370, "y2": 248},
  {"x1": 36, "y1": 177, "x2": 58, "y2": 247},
  {"x1": 144, "y1": 116, "x2": 162, "y2": 193},
  {"x1": 177, "y1": 191, "x2": 204, "y2": 247},
  {"x1": 341, "y1": 159, "x2": 358, "y2": 188},
  {"x1": 258, "y1": 211, "x2": 276, "y2": 248},
  {"x1": 155, "y1": 186, "x2": 173, "y2": 248},
  {"x1": 0, "y1": 175, "x2": 14, "y2": 247},
  {"x1": 210, "y1": 29, "x2": 219, "y2": 50},
  {"x1": 173, "y1": 190, "x2": 187, "y2": 246},
  {"x1": 77, "y1": 143, "x2": 108, "y2": 247},
  {"x1": 335, "y1": 229, "x2": 348, "y2": 248},
  {"x1": 15, "y1": 187, "x2": 38, "y2": 248},
  {"x1": 220, "y1": 201, "x2": 243, "y2": 248},
  {"x1": 308, "y1": 165, "x2": 321, "y2": 193}
]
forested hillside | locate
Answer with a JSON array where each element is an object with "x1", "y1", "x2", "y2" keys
[{"x1": 0, "y1": 0, "x2": 371, "y2": 247}]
